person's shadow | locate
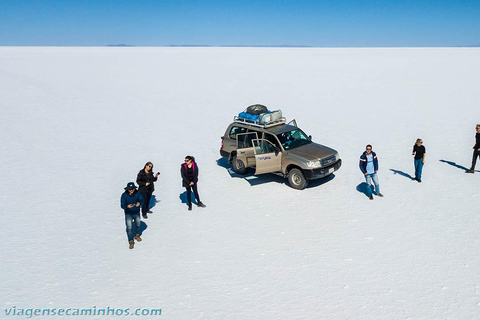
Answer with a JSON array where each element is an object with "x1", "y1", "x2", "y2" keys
[
  {"x1": 356, "y1": 182, "x2": 371, "y2": 198},
  {"x1": 149, "y1": 195, "x2": 159, "y2": 210},
  {"x1": 179, "y1": 191, "x2": 199, "y2": 208},
  {"x1": 390, "y1": 169, "x2": 414, "y2": 180},
  {"x1": 125, "y1": 221, "x2": 148, "y2": 238},
  {"x1": 439, "y1": 159, "x2": 470, "y2": 171}
]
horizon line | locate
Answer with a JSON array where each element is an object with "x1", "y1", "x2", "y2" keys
[{"x1": 1, "y1": 44, "x2": 479, "y2": 48}]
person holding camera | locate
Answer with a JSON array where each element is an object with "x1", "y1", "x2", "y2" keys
[
  {"x1": 136, "y1": 161, "x2": 159, "y2": 219},
  {"x1": 181, "y1": 156, "x2": 206, "y2": 211}
]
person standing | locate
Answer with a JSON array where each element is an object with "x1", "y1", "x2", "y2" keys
[
  {"x1": 120, "y1": 182, "x2": 144, "y2": 249},
  {"x1": 466, "y1": 124, "x2": 480, "y2": 173},
  {"x1": 181, "y1": 156, "x2": 206, "y2": 211},
  {"x1": 359, "y1": 145, "x2": 383, "y2": 200},
  {"x1": 412, "y1": 138, "x2": 426, "y2": 182},
  {"x1": 136, "y1": 162, "x2": 159, "y2": 219}
]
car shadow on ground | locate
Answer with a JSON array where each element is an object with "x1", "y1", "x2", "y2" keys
[
  {"x1": 356, "y1": 182, "x2": 371, "y2": 198},
  {"x1": 306, "y1": 174, "x2": 335, "y2": 188},
  {"x1": 216, "y1": 157, "x2": 336, "y2": 188},
  {"x1": 439, "y1": 159, "x2": 472, "y2": 171},
  {"x1": 217, "y1": 157, "x2": 268, "y2": 185},
  {"x1": 390, "y1": 169, "x2": 414, "y2": 180}
]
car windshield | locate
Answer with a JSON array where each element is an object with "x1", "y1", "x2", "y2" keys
[{"x1": 276, "y1": 129, "x2": 311, "y2": 150}]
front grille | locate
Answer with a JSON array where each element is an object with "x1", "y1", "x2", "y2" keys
[{"x1": 321, "y1": 155, "x2": 337, "y2": 167}]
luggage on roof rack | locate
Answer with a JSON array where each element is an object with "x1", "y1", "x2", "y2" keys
[{"x1": 234, "y1": 105, "x2": 285, "y2": 128}]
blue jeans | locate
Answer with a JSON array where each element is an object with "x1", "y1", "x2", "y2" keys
[
  {"x1": 414, "y1": 159, "x2": 424, "y2": 180},
  {"x1": 365, "y1": 173, "x2": 380, "y2": 196},
  {"x1": 125, "y1": 213, "x2": 141, "y2": 242}
]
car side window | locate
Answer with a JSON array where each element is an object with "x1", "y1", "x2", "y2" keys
[
  {"x1": 229, "y1": 126, "x2": 247, "y2": 139},
  {"x1": 253, "y1": 139, "x2": 277, "y2": 154},
  {"x1": 237, "y1": 132, "x2": 258, "y2": 149},
  {"x1": 264, "y1": 134, "x2": 279, "y2": 147}
]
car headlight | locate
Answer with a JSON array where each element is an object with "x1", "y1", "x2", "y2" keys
[
  {"x1": 334, "y1": 153, "x2": 340, "y2": 161},
  {"x1": 306, "y1": 160, "x2": 321, "y2": 168}
]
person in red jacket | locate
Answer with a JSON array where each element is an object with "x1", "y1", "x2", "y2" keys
[{"x1": 181, "y1": 156, "x2": 206, "y2": 211}]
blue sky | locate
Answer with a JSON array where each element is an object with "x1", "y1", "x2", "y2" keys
[{"x1": 0, "y1": 0, "x2": 479, "y2": 46}]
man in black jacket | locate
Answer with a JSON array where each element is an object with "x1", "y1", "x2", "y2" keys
[
  {"x1": 136, "y1": 162, "x2": 159, "y2": 218},
  {"x1": 466, "y1": 124, "x2": 480, "y2": 173}
]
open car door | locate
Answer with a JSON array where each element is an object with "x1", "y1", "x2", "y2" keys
[
  {"x1": 252, "y1": 139, "x2": 282, "y2": 175},
  {"x1": 236, "y1": 132, "x2": 258, "y2": 167}
]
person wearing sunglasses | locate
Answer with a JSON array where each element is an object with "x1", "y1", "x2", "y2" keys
[
  {"x1": 136, "y1": 161, "x2": 159, "y2": 219},
  {"x1": 412, "y1": 138, "x2": 426, "y2": 182},
  {"x1": 359, "y1": 144, "x2": 383, "y2": 200},
  {"x1": 181, "y1": 156, "x2": 206, "y2": 211}
]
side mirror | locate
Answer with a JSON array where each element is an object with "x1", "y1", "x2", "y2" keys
[
  {"x1": 275, "y1": 147, "x2": 280, "y2": 156},
  {"x1": 308, "y1": 135, "x2": 312, "y2": 141}
]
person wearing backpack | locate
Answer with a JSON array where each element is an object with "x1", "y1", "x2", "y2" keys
[{"x1": 181, "y1": 156, "x2": 206, "y2": 211}]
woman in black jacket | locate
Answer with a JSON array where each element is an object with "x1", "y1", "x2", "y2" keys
[
  {"x1": 136, "y1": 161, "x2": 159, "y2": 219},
  {"x1": 181, "y1": 156, "x2": 206, "y2": 211}
]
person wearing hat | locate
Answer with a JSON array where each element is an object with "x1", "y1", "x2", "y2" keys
[
  {"x1": 136, "y1": 161, "x2": 159, "y2": 219},
  {"x1": 120, "y1": 182, "x2": 144, "y2": 249}
]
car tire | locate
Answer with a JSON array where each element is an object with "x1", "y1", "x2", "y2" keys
[
  {"x1": 232, "y1": 156, "x2": 247, "y2": 174},
  {"x1": 288, "y1": 168, "x2": 308, "y2": 190}
]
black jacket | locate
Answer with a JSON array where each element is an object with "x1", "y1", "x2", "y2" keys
[
  {"x1": 136, "y1": 169, "x2": 157, "y2": 192},
  {"x1": 474, "y1": 132, "x2": 480, "y2": 149},
  {"x1": 181, "y1": 162, "x2": 199, "y2": 188}
]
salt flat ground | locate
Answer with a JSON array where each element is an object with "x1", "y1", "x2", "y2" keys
[{"x1": 1, "y1": 47, "x2": 480, "y2": 319}]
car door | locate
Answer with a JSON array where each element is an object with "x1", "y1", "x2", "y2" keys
[
  {"x1": 252, "y1": 139, "x2": 282, "y2": 175},
  {"x1": 236, "y1": 132, "x2": 258, "y2": 167}
]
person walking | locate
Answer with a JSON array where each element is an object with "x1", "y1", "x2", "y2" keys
[
  {"x1": 136, "y1": 162, "x2": 159, "y2": 219},
  {"x1": 120, "y1": 182, "x2": 144, "y2": 249},
  {"x1": 181, "y1": 156, "x2": 206, "y2": 211},
  {"x1": 412, "y1": 138, "x2": 426, "y2": 182},
  {"x1": 466, "y1": 124, "x2": 480, "y2": 173},
  {"x1": 359, "y1": 144, "x2": 383, "y2": 200}
]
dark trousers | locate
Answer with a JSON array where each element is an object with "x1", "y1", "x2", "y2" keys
[
  {"x1": 472, "y1": 149, "x2": 480, "y2": 170},
  {"x1": 139, "y1": 188, "x2": 153, "y2": 214},
  {"x1": 185, "y1": 184, "x2": 200, "y2": 205}
]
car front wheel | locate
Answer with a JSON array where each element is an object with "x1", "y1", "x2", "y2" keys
[{"x1": 288, "y1": 168, "x2": 308, "y2": 190}]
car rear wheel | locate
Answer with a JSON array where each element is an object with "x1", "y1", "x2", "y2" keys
[
  {"x1": 232, "y1": 156, "x2": 247, "y2": 174},
  {"x1": 288, "y1": 168, "x2": 308, "y2": 190}
]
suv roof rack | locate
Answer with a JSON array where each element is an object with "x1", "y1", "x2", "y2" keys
[
  {"x1": 233, "y1": 115, "x2": 286, "y2": 128},
  {"x1": 234, "y1": 109, "x2": 286, "y2": 128}
]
